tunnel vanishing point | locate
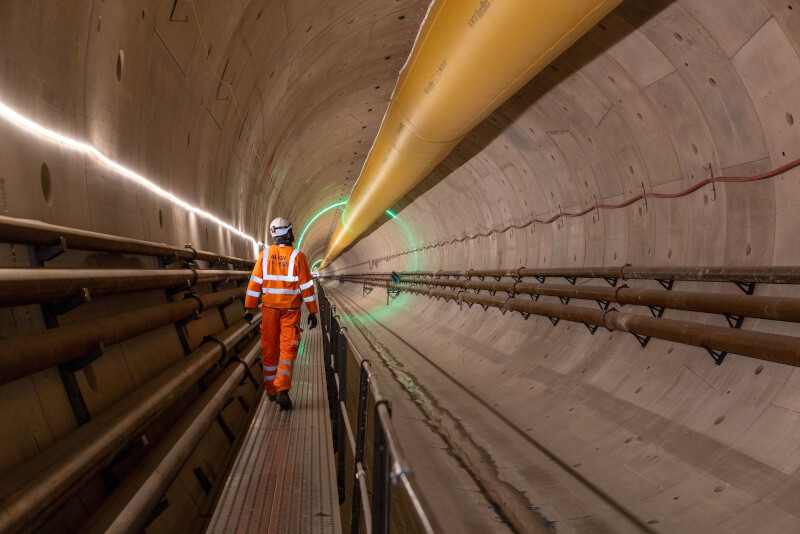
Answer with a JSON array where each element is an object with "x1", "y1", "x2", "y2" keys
[{"x1": 2, "y1": 0, "x2": 800, "y2": 533}]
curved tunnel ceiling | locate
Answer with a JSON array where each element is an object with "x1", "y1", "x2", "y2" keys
[{"x1": 3, "y1": 0, "x2": 800, "y2": 531}]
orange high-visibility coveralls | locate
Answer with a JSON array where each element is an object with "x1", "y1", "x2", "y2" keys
[{"x1": 245, "y1": 244, "x2": 317, "y2": 394}]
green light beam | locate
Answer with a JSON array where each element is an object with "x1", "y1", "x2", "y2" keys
[{"x1": 296, "y1": 201, "x2": 347, "y2": 250}]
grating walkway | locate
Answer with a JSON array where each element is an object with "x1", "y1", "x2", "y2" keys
[{"x1": 205, "y1": 317, "x2": 342, "y2": 534}]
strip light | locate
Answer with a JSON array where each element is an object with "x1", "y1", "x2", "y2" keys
[{"x1": 0, "y1": 100, "x2": 265, "y2": 254}]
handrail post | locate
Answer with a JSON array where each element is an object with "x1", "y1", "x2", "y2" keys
[
  {"x1": 350, "y1": 360, "x2": 371, "y2": 534},
  {"x1": 336, "y1": 327, "x2": 348, "y2": 503},
  {"x1": 328, "y1": 318, "x2": 340, "y2": 446},
  {"x1": 372, "y1": 400, "x2": 392, "y2": 534}
]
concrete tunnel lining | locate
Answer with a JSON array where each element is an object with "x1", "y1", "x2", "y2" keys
[{"x1": 2, "y1": 0, "x2": 800, "y2": 532}]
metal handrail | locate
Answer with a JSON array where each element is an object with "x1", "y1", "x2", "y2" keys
[{"x1": 317, "y1": 285, "x2": 438, "y2": 534}]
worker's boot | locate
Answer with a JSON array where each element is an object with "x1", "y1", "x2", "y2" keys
[
  {"x1": 267, "y1": 392, "x2": 276, "y2": 402},
  {"x1": 276, "y1": 390, "x2": 293, "y2": 410}
]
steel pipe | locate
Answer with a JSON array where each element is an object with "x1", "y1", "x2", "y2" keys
[
  {"x1": 0, "y1": 288, "x2": 244, "y2": 385},
  {"x1": 344, "y1": 275, "x2": 800, "y2": 324},
  {"x1": 0, "y1": 268, "x2": 247, "y2": 307},
  {"x1": 327, "y1": 277, "x2": 800, "y2": 367},
  {"x1": 505, "y1": 299, "x2": 800, "y2": 366},
  {"x1": 0, "y1": 316, "x2": 260, "y2": 534},
  {"x1": 0, "y1": 215, "x2": 254, "y2": 266},
  {"x1": 79, "y1": 342, "x2": 261, "y2": 534}
]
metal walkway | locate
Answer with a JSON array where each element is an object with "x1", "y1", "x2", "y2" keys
[{"x1": 205, "y1": 317, "x2": 342, "y2": 534}]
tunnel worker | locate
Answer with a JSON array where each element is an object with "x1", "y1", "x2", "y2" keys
[{"x1": 242, "y1": 217, "x2": 318, "y2": 410}]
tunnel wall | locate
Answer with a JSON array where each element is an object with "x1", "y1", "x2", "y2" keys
[
  {"x1": 1, "y1": 0, "x2": 800, "y2": 531},
  {"x1": 327, "y1": 1, "x2": 800, "y2": 531}
]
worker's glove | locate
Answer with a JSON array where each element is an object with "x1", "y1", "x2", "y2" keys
[
  {"x1": 307, "y1": 313, "x2": 318, "y2": 330},
  {"x1": 243, "y1": 309, "x2": 254, "y2": 324}
]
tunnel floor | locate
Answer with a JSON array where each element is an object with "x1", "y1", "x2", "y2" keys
[
  {"x1": 204, "y1": 313, "x2": 341, "y2": 534},
  {"x1": 327, "y1": 283, "x2": 665, "y2": 534}
]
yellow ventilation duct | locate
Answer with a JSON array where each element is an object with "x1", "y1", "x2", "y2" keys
[{"x1": 321, "y1": 0, "x2": 623, "y2": 268}]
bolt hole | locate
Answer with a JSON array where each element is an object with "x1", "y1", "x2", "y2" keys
[
  {"x1": 158, "y1": 209, "x2": 163, "y2": 230},
  {"x1": 746, "y1": 243, "x2": 752, "y2": 256},
  {"x1": 692, "y1": 144, "x2": 698, "y2": 154},
  {"x1": 187, "y1": 132, "x2": 191, "y2": 147},
  {"x1": 755, "y1": 364, "x2": 764, "y2": 375},
  {"x1": 703, "y1": 194, "x2": 709, "y2": 205},
  {"x1": 709, "y1": 77, "x2": 716, "y2": 87},
  {"x1": 668, "y1": 248, "x2": 672, "y2": 258},
  {"x1": 398, "y1": 15, "x2": 405, "y2": 20},
  {"x1": 141, "y1": 8, "x2": 146, "y2": 19},
  {"x1": 787, "y1": 112, "x2": 794, "y2": 126},
  {"x1": 117, "y1": 50, "x2": 124, "y2": 82},
  {"x1": 714, "y1": 415, "x2": 725, "y2": 425},
  {"x1": 256, "y1": 9, "x2": 263, "y2": 20},
  {"x1": 41, "y1": 163, "x2": 52, "y2": 206},
  {"x1": 674, "y1": 33, "x2": 683, "y2": 41}
]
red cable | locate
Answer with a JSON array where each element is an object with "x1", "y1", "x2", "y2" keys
[{"x1": 330, "y1": 157, "x2": 800, "y2": 273}]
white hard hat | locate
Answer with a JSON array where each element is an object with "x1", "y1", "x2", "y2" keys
[{"x1": 269, "y1": 217, "x2": 292, "y2": 237}]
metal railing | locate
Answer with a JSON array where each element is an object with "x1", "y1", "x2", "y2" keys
[{"x1": 317, "y1": 286, "x2": 438, "y2": 534}]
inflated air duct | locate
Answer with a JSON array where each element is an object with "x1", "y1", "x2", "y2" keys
[{"x1": 321, "y1": 0, "x2": 623, "y2": 267}]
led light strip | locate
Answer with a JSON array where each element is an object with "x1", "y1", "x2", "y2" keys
[{"x1": 0, "y1": 100, "x2": 264, "y2": 253}]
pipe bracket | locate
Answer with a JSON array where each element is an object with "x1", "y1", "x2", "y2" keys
[
  {"x1": 227, "y1": 356, "x2": 260, "y2": 389},
  {"x1": 201, "y1": 334, "x2": 227, "y2": 363},
  {"x1": 182, "y1": 292, "x2": 204, "y2": 313},
  {"x1": 734, "y1": 281, "x2": 756, "y2": 295},
  {"x1": 36, "y1": 236, "x2": 68, "y2": 263},
  {"x1": 45, "y1": 287, "x2": 91, "y2": 316},
  {"x1": 184, "y1": 244, "x2": 198, "y2": 262}
]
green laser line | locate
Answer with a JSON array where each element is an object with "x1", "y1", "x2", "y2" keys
[
  {"x1": 296, "y1": 201, "x2": 398, "y2": 251},
  {"x1": 296, "y1": 201, "x2": 347, "y2": 250}
]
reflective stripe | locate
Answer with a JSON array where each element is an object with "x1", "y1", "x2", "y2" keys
[
  {"x1": 250, "y1": 275, "x2": 263, "y2": 284},
  {"x1": 263, "y1": 288, "x2": 301, "y2": 295},
  {"x1": 264, "y1": 366, "x2": 278, "y2": 371},
  {"x1": 279, "y1": 360, "x2": 294, "y2": 366},
  {"x1": 303, "y1": 295, "x2": 316, "y2": 303},
  {"x1": 293, "y1": 340, "x2": 299, "y2": 346},
  {"x1": 264, "y1": 374, "x2": 276, "y2": 380},
  {"x1": 277, "y1": 370, "x2": 292, "y2": 376},
  {"x1": 288, "y1": 249, "x2": 299, "y2": 279},
  {"x1": 264, "y1": 274, "x2": 299, "y2": 282},
  {"x1": 246, "y1": 289, "x2": 260, "y2": 298},
  {"x1": 299, "y1": 280, "x2": 314, "y2": 290}
]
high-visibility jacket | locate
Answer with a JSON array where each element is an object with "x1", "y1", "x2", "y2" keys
[{"x1": 245, "y1": 244, "x2": 318, "y2": 313}]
